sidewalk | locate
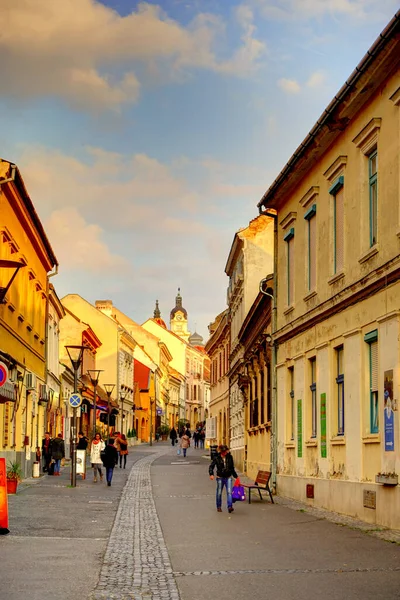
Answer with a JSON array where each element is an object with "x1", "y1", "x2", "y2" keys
[
  {"x1": 0, "y1": 446, "x2": 153, "y2": 600},
  {"x1": 152, "y1": 447, "x2": 400, "y2": 600}
]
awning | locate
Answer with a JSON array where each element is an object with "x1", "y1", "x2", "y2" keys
[{"x1": 0, "y1": 381, "x2": 17, "y2": 404}]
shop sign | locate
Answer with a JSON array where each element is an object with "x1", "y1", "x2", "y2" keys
[
  {"x1": 297, "y1": 399, "x2": 303, "y2": 458},
  {"x1": 320, "y1": 393, "x2": 327, "y2": 458},
  {"x1": 384, "y1": 370, "x2": 395, "y2": 452}
]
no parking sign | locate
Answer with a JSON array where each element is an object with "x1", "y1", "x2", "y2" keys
[{"x1": 0, "y1": 362, "x2": 8, "y2": 388}]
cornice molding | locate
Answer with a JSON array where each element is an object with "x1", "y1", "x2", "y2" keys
[{"x1": 352, "y1": 118, "x2": 381, "y2": 155}]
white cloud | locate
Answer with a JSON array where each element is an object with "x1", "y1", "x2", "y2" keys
[
  {"x1": 278, "y1": 78, "x2": 301, "y2": 94},
  {"x1": 255, "y1": 0, "x2": 398, "y2": 21},
  {"x1": 307, "y1": 70, "x2": 327, "y2": 88},
  {"x1": 0, "y1": 0, "x2": 266, "y2": 110},
  {"x1": 46, "y1": 207, "x2": 128, "y2": 273}
]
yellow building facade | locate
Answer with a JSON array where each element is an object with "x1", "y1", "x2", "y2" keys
[
  {"x1": 258, "y1": 19, "x2": 400, "y2": 528},
  {"x1": 0, "y1": 159, "x2": 58, "y2": 475},
  {"x1": 206, "y1": 310, "x2": 230, "y2": 446}
]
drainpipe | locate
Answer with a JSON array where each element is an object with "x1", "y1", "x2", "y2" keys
[{"x1": 259, "y1": 210, "x2": 278, "y2": 491}]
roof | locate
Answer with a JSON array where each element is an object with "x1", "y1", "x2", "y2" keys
[
  {"x1": 225, "y1": 215, "x2": 272, "y2": 275},
  {"x1": 170, "y1": 288, "x2": 187, "y2": 319},
  {"x1": 134, "y1": 359, "x2": 151, "y2": 391},
  {"x1": 258, "y1": 11, "x2": 400, "y2": 211},
  {"x1": 0, "y1": 159, "x2": 58, "y2": 268}
]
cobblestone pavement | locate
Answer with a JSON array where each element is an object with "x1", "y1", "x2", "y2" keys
[{"x1": 90, "y1": 448, "x2": 179, "y2": 600}]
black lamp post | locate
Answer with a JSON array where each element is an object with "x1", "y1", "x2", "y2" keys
[
  {"x1": 65, "y1": 345, "x2": 86, "y2": 488},
  {"x1": 0, "y1": 259, "x2": 25, "y2": 304},
  {"x1": 87, "y1": 370, "x2": 103, "y2": 441},
  {"x1": 150, "y1": 397, "x2": 155, "y2": 446},
  {"x1": 120, "y1": 390, "x2": 127, "y2": 436},
  {"x1": 104, "y1": 383, "x2": 115, "y2": 440}
]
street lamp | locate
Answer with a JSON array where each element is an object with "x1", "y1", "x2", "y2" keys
[
  {"x1": 65, "y1": 345, "x2": 86, "y2": 488},
  {"x1": 150, "y1": 397, "x2": 155, "y2": 446},
  {"x1": 120, "y1": 389, "x2": 127, "y2": 435},
  {"x1": 0, "y1": 259, "x2": 25, "y2": 304},
  {"x1": 104, "y1": 383, "x2": 115, "y2": 440},
  {"x1": 87, "y1": 370, "x2": 103, "y2": 441}
]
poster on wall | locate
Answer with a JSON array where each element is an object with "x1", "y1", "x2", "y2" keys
[
  {"x1": 384, "y1": 370, "x2": 394, "y2": 452},
  {"x1": 297, "y1": 399, "x2": 303, "y2": 458},
  {"x1": 320, "y1": 393, "x2": 327, "y2": 458}
]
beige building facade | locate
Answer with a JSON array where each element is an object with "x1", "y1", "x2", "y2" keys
[
  {"x1": 206, "y1": 310, "x2": 230, "y2": 446},
  {"x1": 225, "y1": 215, "x2": 274, "y2": 471},
  {"x1": 258, "y1": 17, "x2": 400, "y2": 529}
]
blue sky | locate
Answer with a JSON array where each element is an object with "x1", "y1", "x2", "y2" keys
[{"x1": 0, "y1": 0, "x2": 398, "y2": 338}]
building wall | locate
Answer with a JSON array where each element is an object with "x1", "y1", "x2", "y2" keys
[
  {"x1": 274, "y1": 70, "x2": 400, "y2": 528},
  {"x1": 142, "y1": 319, "x2": 186, "y2": 376}
]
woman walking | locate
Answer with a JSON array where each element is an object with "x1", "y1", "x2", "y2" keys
[
  {"x1": 180, "y1": 432, "x2": 190, "y2": 458},
  {"x1": 116, "y1": 433, "x2": 128, "y2": 469},
  {"x1": 169, "y1": 427, "x2": 177, "y2": 446},
  {"x1": 209, "y1": 445, "x2": 238, "y2": 513},
  {"x1": 90, "y1": 433, "x2": 105, "y2": 483},
  {"x1": 51, "y1": 433, "x2": 65, "y2": 476},
  {"x1": 102, "y1": 438, "x2": 118, "y2": 486}
]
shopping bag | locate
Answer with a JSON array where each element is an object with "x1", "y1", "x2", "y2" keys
[
  {"x1": 177, "y1": 448, "x2": 181, "y2": 456},
  {"x1": 232, "y1": 485, "x2": 246, "y2": 502}
]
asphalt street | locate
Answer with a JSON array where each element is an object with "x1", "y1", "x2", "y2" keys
[{"x1": 1, "y1": 443, "x2": 400, "y2": 600}]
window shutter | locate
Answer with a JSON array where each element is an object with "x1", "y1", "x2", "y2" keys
[
  {"x1": 335, "y1": 188, "x2": 344, "y2": 273},
  {"x1": 288, "y1": 237, "x2": 295, "y2": 304},
  {"x1": 309, "y1": 216, "x2": 316, "y2": 290},
  {"x1": 370, "y1": 341, "x2": 378, "y2": 391}
]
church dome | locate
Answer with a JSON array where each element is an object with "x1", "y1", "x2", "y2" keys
[
  {"x1": 153, "y1": 300, "x2": 167, "y2": 329},
  {"x1": 170, "y1": 288, "x2": 187, "y2": 319},
  {"x1": 189, "y1": 331, "x2": 204, "y2": 346}
]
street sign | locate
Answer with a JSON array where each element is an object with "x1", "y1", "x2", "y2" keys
[
  {"x1": 156, "y1": 408, "x2": 163, "y2": 416},
  {"x1": 0, "y1": 362, "x2": 8, "y2": 388},
  {"x1": 68, "y1": 393, "x2": 82, "y2": 408}
]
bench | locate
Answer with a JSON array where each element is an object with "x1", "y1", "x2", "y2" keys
[{"x1": 242, "y1": 470, "x2": 274, "y2": 504}]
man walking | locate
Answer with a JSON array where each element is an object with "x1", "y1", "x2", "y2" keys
[
  {"x1": 209, "y1": 445, "x2": 238, "y2": 513},
  {"x1": 51, "y1": 433, "x2": 65, "y2": 476},
  {"x1": 169, "y1": 427, "x2": 177, "y2": 446},
  {"x1": 102, "y1": 438, "x2": 118, "y2": 486},
  {"x1": 41, "y1": 432, "x2": 53, "y2": 473}
]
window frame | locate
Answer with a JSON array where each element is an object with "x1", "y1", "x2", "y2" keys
[
  {"x1": 365, "y1": 330, "x2": 379, "y2": 434},
  {"x1": 368, "y1": 150, "x2": 378, "y2": 247},
  {"x1": 335, "y1": 346, "x2": 344, "y2": 436},
  {"x1": 284, "y1": 228, "x2": 295, "y2": 306},
  {"x1": 289, "y1": 366, "x2": 295, "y2": 441},
  {"x1": 329, "y1": 176, "x2": 344, "y2": 275},
  {"x1": 304, "y1": 205, "x2": 317, "y2": 291},
  {"x1": 310, "y1": 358, "x2": 317, "y2": 439}
]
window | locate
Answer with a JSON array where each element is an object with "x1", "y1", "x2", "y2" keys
[
  {"x1": 304, "y1": 205, "x2": 317, "y2": 291},
  {"x1": 365, "y1": 330, "x2": 379, "y2": 433},
  {"x1": 284, "y1": 228, "x2": 295, "y2": 305},
  {"x1": 289, "y1": 367, "x2": 295, "y2": 440},
  {"x1": 310, "y1": 358, "x2": 317, "y2": 438},
  {"x1": 336, "y1": 347, "x2": 344, "y2": 435},
  {"x1": 329, "y1": 177, "x2": 344, "y2": 274},
  {"x1": 260, "y1": 367, "x2": 265, "y2": 424},
  {"x1": 369, "y1": 151, "x2": 378, "y2": 247},
  {"x1": 250, "y1": 375, "x2": 259, "y2": 428}
]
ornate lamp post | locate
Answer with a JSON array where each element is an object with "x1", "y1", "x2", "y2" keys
[
  {"x1": 120, "y1": 390, "x2": 127, "y2": 435},
  {"x1": 65, "y1": 345, "x2": 86, "y2": 488},
  {"x1": 104, "y1": 384, "x2": 115, "y2": 440},
  {"x1": 87, "y1": 370, "x2": 103, "y2": 441},
  {"x1": 0, "y1": 259, "x2": 25, "y2": 304}
]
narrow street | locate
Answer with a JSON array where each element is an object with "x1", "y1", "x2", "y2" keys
[{"x1": 2, "y1": 443, "x2": 399, "y2": 600}]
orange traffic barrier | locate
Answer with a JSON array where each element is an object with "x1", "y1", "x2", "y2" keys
[{"x1": 0, "y1": 458, "x2": 10, "y2": 535}]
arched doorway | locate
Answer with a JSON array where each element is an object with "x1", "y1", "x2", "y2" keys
[{"x1": 141, "y1": 417, "x2": 146, "y2": 442}]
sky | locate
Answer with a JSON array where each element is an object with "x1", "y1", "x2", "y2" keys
[{"x1": 0, "y1": 0, "x2": 398, "y2": 339}]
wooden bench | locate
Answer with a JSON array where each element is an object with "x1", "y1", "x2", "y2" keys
[{"x1": 242, "y1": 470, "x2": 274, "y2": 504}]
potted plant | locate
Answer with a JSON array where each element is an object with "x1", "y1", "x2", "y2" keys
[
  {"x1": 158, "y1": 424, "x2": 170, "y2": 441},
  {"x1": 375, "y1": 472, "x2": 398, "y2": 486},
  {"x1": 6, "y1": 460, "x2": 23, "y2": 494}
]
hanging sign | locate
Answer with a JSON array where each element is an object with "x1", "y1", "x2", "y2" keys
[
  {"x1": 297, "y1": 399, "x2": 303, "y2": 458},
  {"x1": 384, "y1": 370, "x2": 394, "y2": 452},
  {"x1": 0, "y1": 362, "x2": 8, "y2": 388},
  {"x1": 320, "y1": 393, "x2": 327, "y2": 458}
]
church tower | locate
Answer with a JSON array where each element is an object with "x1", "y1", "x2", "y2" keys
[{"x1": 170, "y1": 288, "x2": 190, "y2": 342}]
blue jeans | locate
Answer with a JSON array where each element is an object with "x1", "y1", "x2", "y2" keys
[
  {"x1": 216, "y1": 477, "x2": 233, "y2": 509},
  {"x1": 106, "y1": 467, "x2": 114, "y2": 484},
  {"x1": 54, "y1": 459, "x2": 61, "y2": 474},
  {"x1": 183, "y1": 448, "x2": 187, "y2": 457}
]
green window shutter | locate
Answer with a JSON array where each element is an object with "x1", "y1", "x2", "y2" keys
[
  {"x1": 370, "y1": 341, "x2": 378, "y2": 392},
  {"x1": 334, "y1": 187, "x2": 344, "y2": 273}
]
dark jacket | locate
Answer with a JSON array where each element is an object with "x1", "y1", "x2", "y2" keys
[
  {"x1": 51, "y1": 438, "x2": 65, "y2": 460},
  {"x1": 169, "y1": 428, "x2": 177, "y2": 440},
  {"x1": 77, "y1": 436, "x2": 88, "y2": 450},
  {"x1": 42, "y1": 437, "x2": 53, "y2": 456},
  {"x1": 102, "y1": 444, "x2": 118, "y2": 468},
  {"x1": 209, "y1": 452, "x2": 238, "y2": 479}
]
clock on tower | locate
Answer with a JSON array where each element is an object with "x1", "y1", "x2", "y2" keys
[{"x1": 170, "y1": 288, "x2": 190, "y2": 341}]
